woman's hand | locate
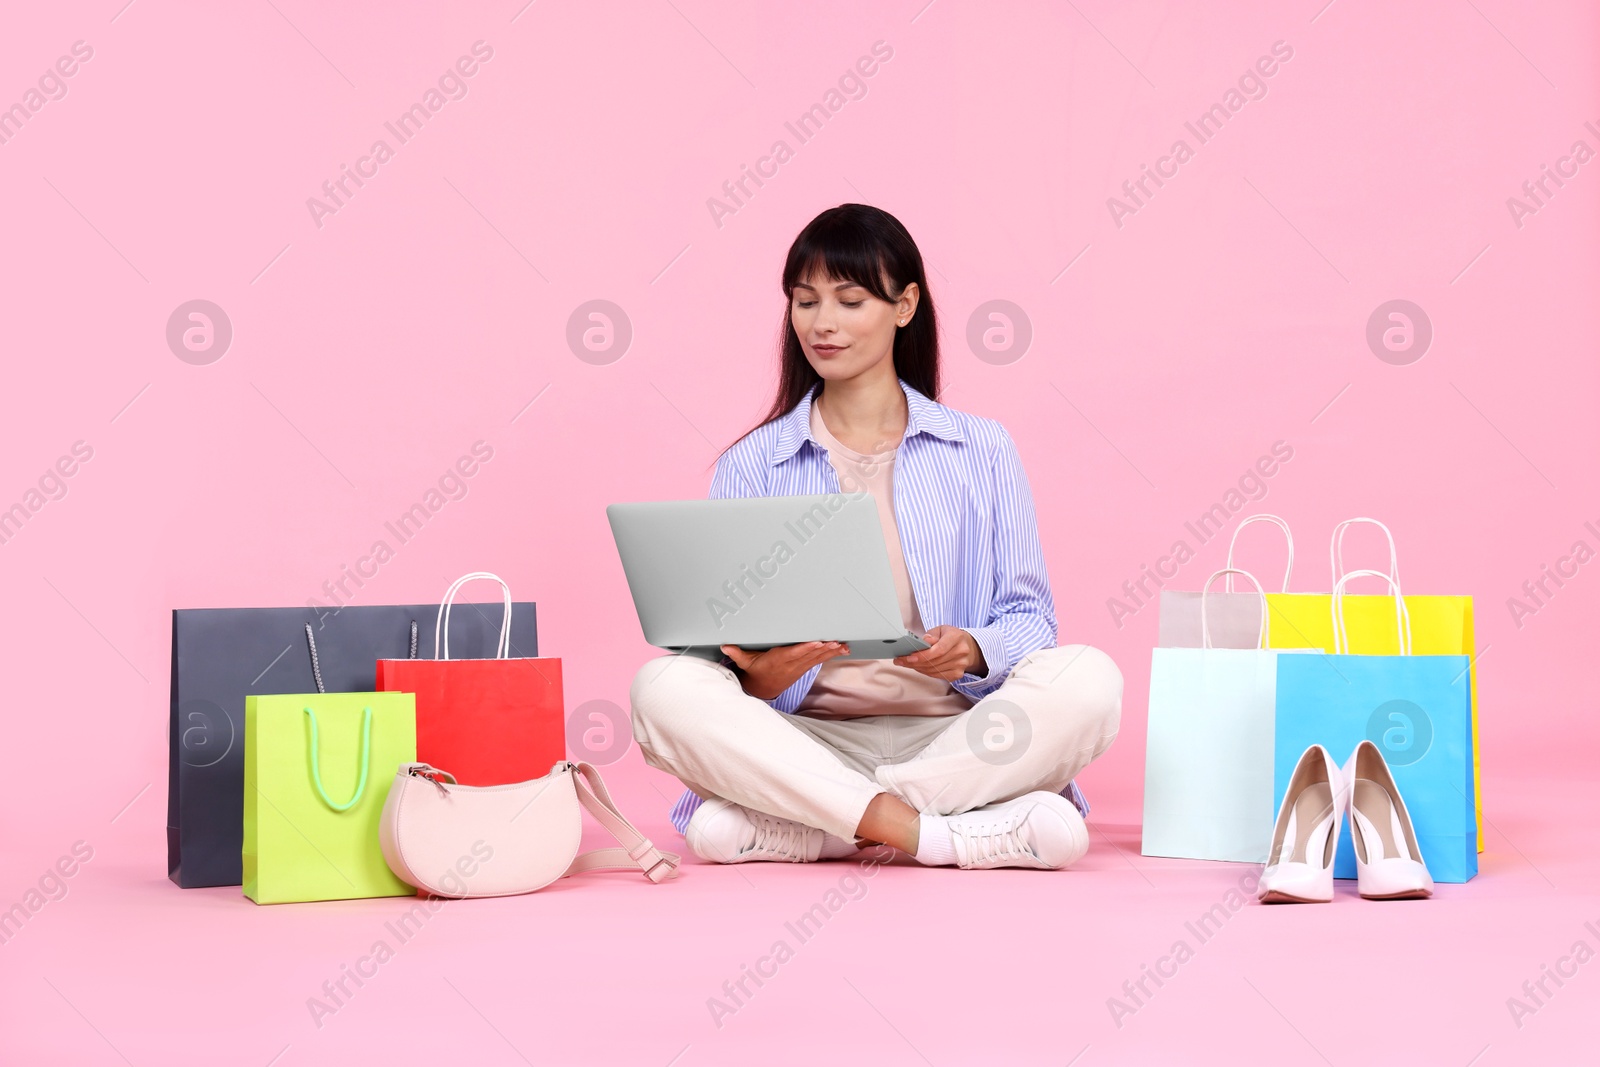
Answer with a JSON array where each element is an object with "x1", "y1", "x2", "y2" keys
[
  {"x1": 893, "y1": 625, "x2": 986, "y2": 681},
  {"x1": 720, "y1": 641, "x2": 851, "y2": 700}
]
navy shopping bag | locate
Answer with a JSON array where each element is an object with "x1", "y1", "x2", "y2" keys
[{"x1": 169, "y1": 600, "x2": 539, "y2": 888}]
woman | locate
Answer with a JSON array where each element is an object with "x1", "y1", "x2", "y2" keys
[{"x1": 629, "y1": 204, "x2": 1123, "y2": 870}]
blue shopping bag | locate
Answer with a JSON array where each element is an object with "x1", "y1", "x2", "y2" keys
[{"x1": 1273, "y1": 570, "x2": 1477, "y2": 883}]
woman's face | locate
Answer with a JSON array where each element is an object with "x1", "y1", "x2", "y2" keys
[{"x1": 790, "y1": 267, "x2": 918, "y2": 381}]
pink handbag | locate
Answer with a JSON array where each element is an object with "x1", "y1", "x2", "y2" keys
[{"x1": 379, "y1": 760, "x2": 679, "y2": 898}]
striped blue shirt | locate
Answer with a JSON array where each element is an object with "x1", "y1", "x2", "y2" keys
[{"x1": 667, "y1": 377, "x2": 1088, "y2": 832}]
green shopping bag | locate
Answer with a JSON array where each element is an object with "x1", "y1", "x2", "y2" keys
[{"x1": 243, "y1": 692, "x2": 416, "y2": 904}]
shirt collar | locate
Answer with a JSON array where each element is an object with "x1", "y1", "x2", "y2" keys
[{"x1": 769, "y1": 377, "x2": 963, "y2": 466}]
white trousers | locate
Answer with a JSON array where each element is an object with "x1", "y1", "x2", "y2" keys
[{"x1": 629, "y1": 644, "x2": 1123, "y2": 842}]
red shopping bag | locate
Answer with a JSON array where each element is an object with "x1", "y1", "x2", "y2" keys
[{"x1": 376, "y1": 573, "x2": 564, "y2": 785}]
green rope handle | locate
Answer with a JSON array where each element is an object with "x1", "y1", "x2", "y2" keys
[{"x1": 303, "y1": 705, "x2": 373, "y2": 812}]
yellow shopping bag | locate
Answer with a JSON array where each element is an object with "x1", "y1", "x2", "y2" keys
[{"x1": 1263, "y1": 518, "x2": 1482, "y2": 851}]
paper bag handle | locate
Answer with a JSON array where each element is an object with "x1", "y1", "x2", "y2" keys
[
  {"x1": 1225, "y1": 514, "x2": 1294, "y2": 592},
  {"x1": 1331, "y1": 569, "x2": 1412, "y2": 656},
  {"x1": 1331, "y1": 517, "x2": 1400, "y2": 586},
  {"x1": 436, "y1": 572, "x2": 513, "y2": 661},
  {"x1": 305, "y1": 620, "x2": 418, "y2": 692},
  {"x1": 1200, "y1": 568, "x2": 1269, "y2": 650},
  {"x1": 303, "y1": 705, "x2": 373, "y2": 812}
]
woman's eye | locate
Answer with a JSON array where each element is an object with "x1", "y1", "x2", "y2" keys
[
  {"x1": 841, "y1": 301, "x2": 863, "y2": 308},
  {"x1": 796, "y1": 300, "x2": 816, "y2": 309}
]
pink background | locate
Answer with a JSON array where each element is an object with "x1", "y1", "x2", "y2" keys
[{"x1": 2, "y1": 1, "x2": 1596, "y2": 1063}]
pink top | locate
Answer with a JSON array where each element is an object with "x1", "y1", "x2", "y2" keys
[{"x1": 794, "y1": 401, "x2": 976, "y2": 720}]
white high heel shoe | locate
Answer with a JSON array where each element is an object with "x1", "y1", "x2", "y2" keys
[
  {"x1": 1259, "y1": 744, "x2": 1347, "y2": 904},
  {"x1": 1343, "y1": 740, "x2": 1434, "y2": 900}
]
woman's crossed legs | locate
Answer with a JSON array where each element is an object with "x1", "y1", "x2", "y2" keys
[{"x1": 629, "y1": 644, "x2": 1122, "y2": 870}]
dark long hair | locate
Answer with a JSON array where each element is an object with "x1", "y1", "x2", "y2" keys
[{"x1": 719, "y1": 204, "x2": 940, "y2": 459}]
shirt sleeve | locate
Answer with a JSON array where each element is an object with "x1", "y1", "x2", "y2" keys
[
  {"x1": 952, "y1": 426, "x2": 1058, "y2": 701},
  {"x1": 708, "y1": 448, "x2": 756, "y2": 503}
]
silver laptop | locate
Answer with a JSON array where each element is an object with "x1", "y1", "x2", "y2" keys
[{"x1": 607, "y1": 493, "x2": 932, "y2": 660}]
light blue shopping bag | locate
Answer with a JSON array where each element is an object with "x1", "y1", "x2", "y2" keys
[
  {"x1": 1273, "y1": 571, "x2": 1477, "y2": 883},
  {"x1": 1143, "y1": 569, "x2": 1313, "y2": 863}
]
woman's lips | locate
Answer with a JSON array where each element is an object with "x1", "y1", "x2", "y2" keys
[{"x1": 813, "y1": 344, "x2": 846, "y2": 357}]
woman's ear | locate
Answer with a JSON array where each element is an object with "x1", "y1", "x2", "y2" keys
[{"x1": 897, "y1": 282, "x2": 920, "y2": 323}]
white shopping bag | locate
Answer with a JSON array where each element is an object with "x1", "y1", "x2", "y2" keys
[{"x1": 1142, "y1": 567, "x2": 1310, "y2": 863}]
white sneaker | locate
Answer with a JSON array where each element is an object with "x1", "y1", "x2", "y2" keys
[
  {"x1": 685, "y1": 798, "x2": 852, "y2": 863},
  {"x1": 942, "y1": 791, "x2": 1090, "y2": 870}
]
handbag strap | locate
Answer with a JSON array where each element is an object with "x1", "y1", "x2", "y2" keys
[{"x1": 563, "y1": 761, "x2": 680, "y2": 882}]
